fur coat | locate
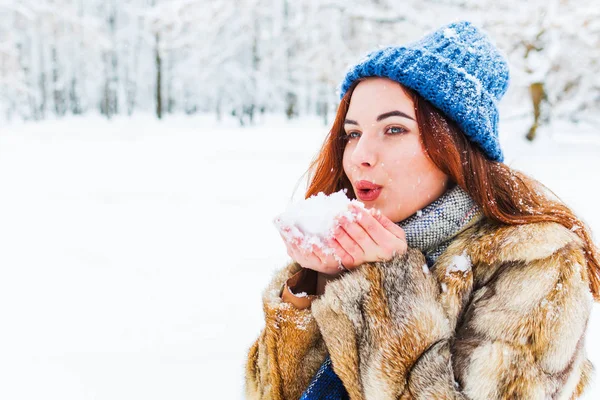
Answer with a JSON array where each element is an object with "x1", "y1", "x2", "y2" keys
[{"x1": 245, "y1": 216, "x2": 594, "y2": 399}]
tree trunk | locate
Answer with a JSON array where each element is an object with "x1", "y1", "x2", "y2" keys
[
  {"x1": 155, "y1": 32, "x2": 162, "y2": 119},
  {"x1": 283, "y1": 0, "x2": 296, "y2": 119},
  {"x1": 526, "y1": 82, "x2": 546, "y2": 141}
]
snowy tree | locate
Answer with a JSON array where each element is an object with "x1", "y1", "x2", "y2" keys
[
  {"x1": 481, "y1": 0, "x2": 600, "y2": 139},
  {"x1": 0, "y1": 0, "x2": 597, "y2": 129}
]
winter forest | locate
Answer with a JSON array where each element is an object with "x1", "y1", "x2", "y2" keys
[
  {"x1": 1, "y1": 0, "x2": 599, "y2": 137},
  {"x1": 1, "y1": 2, "x2": 600, "y2": 399}
]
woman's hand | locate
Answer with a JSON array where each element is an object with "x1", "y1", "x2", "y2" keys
[
  {"x1": 279, "y1": 204, "x2": 407, "y2": 276},
  {"x1": 279, "y1": 228, "x2": 351, "y2": 277},
  {"x1": 326, "y1": 204, "x2": 407, "y2": 270}
]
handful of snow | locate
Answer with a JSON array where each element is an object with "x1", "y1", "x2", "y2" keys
[{"x1": 274, "y1": 190, "x2": 365, "y2": 256}]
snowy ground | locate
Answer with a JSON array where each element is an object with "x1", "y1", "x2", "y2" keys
[{"x1": 0, "y1": 114, "x2": 599, "y2": 399}]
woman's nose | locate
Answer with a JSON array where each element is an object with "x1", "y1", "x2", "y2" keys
[{"x1": 350, "y1": 134, "x2": 378, "y2": 168}]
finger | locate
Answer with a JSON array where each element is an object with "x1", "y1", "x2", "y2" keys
[
  {"x1": 326, "y1": 237, "x2": 355, "y2": 267},
  {"x1": 280, "y1": 224, "x2": 307, "y2": 246},
  {"x1": 370, "y1": 214, "x2": 408, "y2": 257},
  {"x1": 278, "y1": 225, "x2": 294, "y2": 242},
  {"x1": 373, "y1": 212, "x2": 406, "y2": 241},
  {"x1": 279, "y1": 231, "x2": 294, "y2": 246},
  {"x1": 331, "y1": 224, "x2": 364, "y2": 261},
  {"x1": 310, "y1": 244, "x2": 326, "y2": 265},
  {"x1": 287, "y1": 241, "x2": 303, "y2": 262},
  {"x1": 341, "y1": 219, "x2": 378, "y2": 256},
  {"x1": 312, "y1": 244, "x2": 330, "y2": 262},
  {"x1": 349, "y1": 205, "x2": 395, "y2": 247},
  {"x1": 293, "y1": 241, "x2": 323, "y2": 266},
  {"x1": 312, "y1": 244, "x2": 346, "y2": 275}
]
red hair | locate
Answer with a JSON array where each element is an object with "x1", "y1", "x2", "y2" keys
[{"x1": 302, "y1": 78, "x2": 600, "y2": 301}]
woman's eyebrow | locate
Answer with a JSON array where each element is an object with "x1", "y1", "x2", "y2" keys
[
  {"x1": 344, "y1": 110, "x2": 415, "y2": 126},
  {"x1": 377, "y1": 110, "x2": 415, "y2": 121}
]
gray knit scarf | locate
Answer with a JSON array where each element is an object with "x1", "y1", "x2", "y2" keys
[{"x1": 398, "y1": 184, "x2": 484, "y2": 267}]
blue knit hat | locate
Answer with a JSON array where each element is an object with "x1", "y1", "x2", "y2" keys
[{"x1": 339, "y1": 21, "x2": 509, "y2": 162}]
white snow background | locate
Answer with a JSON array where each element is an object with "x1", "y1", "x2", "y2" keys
[{"x1": 0, "y1": 113, "x2": 599, "y2": 399}]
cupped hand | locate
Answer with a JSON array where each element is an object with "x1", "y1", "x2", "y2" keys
[
  {"x1": 326, "y1": 204, "x2": 407, "y2": 269},
  {"x1": 279, "y1": 204, "x2": 407, "y2": 276},
  {"x1": 279, "y1": 228, "x2": 351, "y2": 277}
]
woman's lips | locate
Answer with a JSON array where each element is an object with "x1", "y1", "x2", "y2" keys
[
  {"x1": 355, "y1": 180, "x2": 383, "y2": 201},
  {"x1": 355, "y1": 180, "x2": 382, "y2": 190},
  {"x1": 356, "y1": 187, "x2": 382, "y2": 201}
]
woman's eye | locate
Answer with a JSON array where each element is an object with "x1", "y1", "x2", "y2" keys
[
  {"x1": 344, "y1": 127, "x2": 405, "y2": 140},
  {"x1": 387, "y1": 126, "x2": 407, "y2": 135}
]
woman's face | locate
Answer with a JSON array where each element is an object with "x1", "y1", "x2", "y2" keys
[{"x1": 342, "y1": 77, "x2": 451, "y2": 223}]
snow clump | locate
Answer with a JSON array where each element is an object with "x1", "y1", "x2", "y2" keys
[{"x1": 273, "y1": 189, "x2": 365, "y2": 255}]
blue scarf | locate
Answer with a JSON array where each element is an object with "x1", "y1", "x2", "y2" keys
[
  {"x1": 299, "y1": 357, "x2": 349, "y2": 400},
  {"x1": 299, "y1": 185, "x2": 482, "y2": 399}
]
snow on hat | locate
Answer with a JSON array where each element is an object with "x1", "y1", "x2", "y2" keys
[{"x1": 339, "y1": 20, "x2": 510, "y2": 162}]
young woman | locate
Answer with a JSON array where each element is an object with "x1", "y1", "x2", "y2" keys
[{"x1": 245, "y1": 21, "x2": 599, "y2": 399}]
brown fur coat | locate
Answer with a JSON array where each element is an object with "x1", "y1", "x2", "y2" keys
[{"x1": 245, "y1": 217, "x2": 594, "y2": 399}]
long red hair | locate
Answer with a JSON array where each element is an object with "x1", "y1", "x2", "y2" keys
[{"x1": 302, "y1": 78, "x2": 600, "y2": 301}]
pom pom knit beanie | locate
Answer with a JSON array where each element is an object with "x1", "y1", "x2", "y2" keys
[{"x1": 339, "y1": 21, "x2": 510, "y2": 162}]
